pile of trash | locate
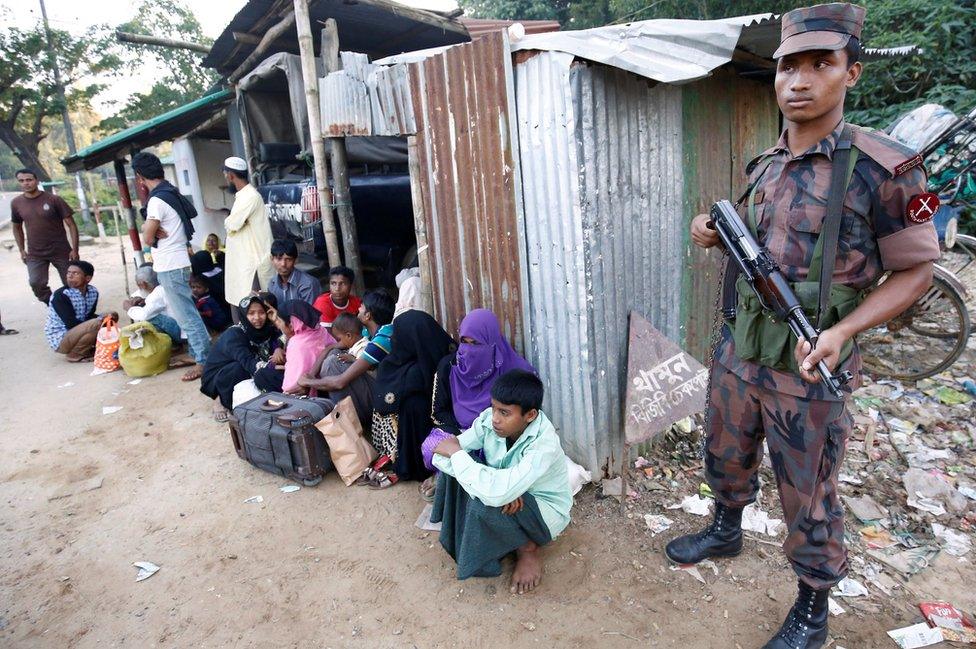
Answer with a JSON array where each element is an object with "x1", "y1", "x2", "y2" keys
[{"x1": 617, "y1": 363, "x2": 976, "y2": 646}]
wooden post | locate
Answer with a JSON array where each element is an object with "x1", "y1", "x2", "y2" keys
[
  {"x1": 114, "y1": 159, "x2": 144, "y2": 266},
  {"x1": 321, "y1": 19, "x2": 363, "y2": 293},
  {"x1": 293, "y1": 0, "x2": 342, "y2": 268},
  {"x1": 407, "y1": 135, "x2": 434, "y2": 315},
  {"x1": 228, "y1": 11, "x2": 297, "y2": 84},
  {"x1": 112, "y1": 204, "x2": 132, "y2": 296}
]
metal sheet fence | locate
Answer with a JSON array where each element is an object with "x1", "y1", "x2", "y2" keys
[{"x1": 407, "y1": 32, "x2": 526, "y2": 344}]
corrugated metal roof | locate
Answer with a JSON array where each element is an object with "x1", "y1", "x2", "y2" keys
[
  {"x1": 512, "y1": 17, "x2": 758, "y2": 84},
  {"x1": 203, "y1": 0, "x2": 470, "y2": 76},
  {"x1": 61, "y1": 90, "x2": 232, "y2": 172},
  {"x1": 459, "y1": 18, "x2": 561, "y2": 39}
]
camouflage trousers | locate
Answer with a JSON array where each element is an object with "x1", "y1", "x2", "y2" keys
[{"x1": 704, "y1": 362, "x2": 852, "y2": 589}]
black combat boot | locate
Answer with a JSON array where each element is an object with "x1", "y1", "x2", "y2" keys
[
  {"x1": 664, "y1": 502, "x2": 743, "y2": 564},
  {"x1": 762, "y1": 581, "x2": 830, "y2": 649}
]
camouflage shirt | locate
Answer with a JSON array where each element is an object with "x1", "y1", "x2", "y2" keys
[{"x1": 714, "y1": 120, "x2": 940, "y2": 401}]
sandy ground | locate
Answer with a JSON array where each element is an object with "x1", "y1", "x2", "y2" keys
[{"x1": 0, "y1": 239, "x2": 973, "y2": 648}]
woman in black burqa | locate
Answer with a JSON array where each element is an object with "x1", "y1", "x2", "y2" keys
[
  {"x1": 368, "y1": 310, "x2": 453, "y2": 488},
  {"x1": 200, "y1": 293, "x2": 284, "y2": 420}
]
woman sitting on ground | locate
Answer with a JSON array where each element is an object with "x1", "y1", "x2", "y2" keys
[
  {"x1": 201, "y1": 293, "x2": 282, "y2": 422},
  {"x1": 420, "y1": 308, "x2": 537, "y2": 500},
  {"x1": 366, "y1": 310, "x2": 453, "y2": 489},
  {"x1": 298, "y1": 289, "x2": 397, "y2": 427},
  {"x1": 256, "y1": 300, "x2": 335, "y2": 395}
]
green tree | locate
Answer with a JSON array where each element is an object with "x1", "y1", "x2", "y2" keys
[
  {"x1": 0, "y1": 22, "x2": 118, "y2": 181},
  {"x1": 463, "y1": 0, "x2": 570, "y2": 23},
  {"x1": 99, "y1": 0, "x2": 218, "y2": 134}
]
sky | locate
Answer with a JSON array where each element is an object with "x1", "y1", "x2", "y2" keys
[{"x1": 1, "y1": 0, "x2": 461, "y2": 117}]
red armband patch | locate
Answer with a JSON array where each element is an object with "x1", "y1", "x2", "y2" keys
[
  {"x1": 894, "y1": 154, "x2": 923, "y2": 176},
  {"x1": 907, "y1": 192, "x2": 939, "y2": 223}
]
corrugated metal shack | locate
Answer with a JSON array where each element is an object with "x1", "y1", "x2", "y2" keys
[{"x1": 322, "y1": 17, "x2": 784, "y2": 475}]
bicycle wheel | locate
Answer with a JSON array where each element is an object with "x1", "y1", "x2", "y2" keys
[
  {"x1": 859, "y1": 275, "x2": 971, "y2": 381},
  {"x1": 942, "y1": 233, "x2": 976, "y2": 329}
]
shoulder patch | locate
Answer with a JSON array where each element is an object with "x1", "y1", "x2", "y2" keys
[{"x1": 850, "y1": 124, "x2": 924, "y2": 178}]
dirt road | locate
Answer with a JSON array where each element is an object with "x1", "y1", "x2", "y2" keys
[{"x1": 0, "y1": 241, "x2": 971, "y2": 648}]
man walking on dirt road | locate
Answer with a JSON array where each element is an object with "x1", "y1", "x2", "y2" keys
[
  {"x1": 11, "y1": 168, "x2": 80, "y2": 305},
  {"x1": 667, "y1": 4, "x2": 940, "y2": 648}
]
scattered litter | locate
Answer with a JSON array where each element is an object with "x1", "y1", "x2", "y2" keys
[
  {"x1": 670, "y1": 558, "x2": 717, "y2": 585},
  {"x1": 643, "y1": 514, "x2": 673, "y2": 536},
  {"x1": 919, "y1": 380, "x2": 972, "y2": 406},
  {"x1": 698, "y1": 483, "x2": 714, "y2": 499},
  {"x1": 859, "y1": 526, "x2": 898, "y2": 550},
  {"x1": 667, "y1": 495, "x2": 712, "y2": 516},
  {"x1": 741, "y1": 504, "x2": 783, "y2": 536},
  {"x1": 243, "y1": 495, "x2": 263, "y2": 504},
  {"x1": 838, "y1": 473, "x2": 863, "y2": 485},
  {"x1": 958, "y1": 485, "x2": 976, "y2": 501},
  {"x1": 886, "y1": 417, "x2": 918, "y2": 436},
  {"x1": 961, "y1": 379, "x2": 976, "y2": 397},
  {"x1": 601, "y1": 477, "x2": 623, "y2": 499},
  {"x1": 827, "y1": 597, "x2": 846, "y2": 616},
  {"x1": 48, "y1": 476, "x2": 103, "y2": 501},
  {"x1": 414, "y1": 504, "x2": 442, "y2": 532},
  {"x1": 842, "y1": 494, "x2": 888, "y2": 522},
  {"x1": 903, "y1": 468, "x2": 968, "y2": 514},
  {"x1": 634, "y1": 456, "x2": 651, "y2": 469},
  {"x1": 886, "y1": 622, "x2": 944, "y2": 648},
  {"x1": 279, "y1": 485, "x2": 301, "y2": 493},
  {"x1": 133, "y1": 561, "x2": 160, "y2": 582},
  {"x1": 57, "y1": 382, "x2": 75, "y2": 388},
  {"x1": 919, "y1": 601, "x2": 976, "y2": 643},
  {"x1": 932, "y1": 523, "x2": 972, "y2": 556},
  {"x1": 867, "y1": 545, "x2": 940, "y2": 578},
  {"x1": 127, "y1": 378, "x2": 142, "y2": 385},
  {"x1": 101, "y1": 406, "x2": 123, "y2": 415},
  {"x1": 834, "y1": 577, "x2": 869, "y2": 598}
]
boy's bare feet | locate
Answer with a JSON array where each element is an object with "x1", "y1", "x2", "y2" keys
[
  {"x1": 510, "y1": 541, "x2": 543, "y2": 594},
  {"x1": 181, "y1": 363, "x2": 204, "y2": 381}
]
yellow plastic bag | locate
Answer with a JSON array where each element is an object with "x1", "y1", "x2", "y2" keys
[{"x1": 119, "y1": 321, "x2": 173, "y2": 378}]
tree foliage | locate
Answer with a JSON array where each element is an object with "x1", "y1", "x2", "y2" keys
[
  {"x1": 97, "y1": 0, "x2": 218, "y2": 135},
  {"x1": 0, "y1": 20, "x2": 119, "y2": 180},
  {"x1": 460, "y1": 0, "x2": 976, "y2": 129}
]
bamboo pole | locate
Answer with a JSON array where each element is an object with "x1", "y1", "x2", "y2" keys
[
  {"x1": 228, "y1": 10, "x2": 297, "y2": 83},
  {"x1": 112, "y1": 204, "x2": 132, "y2": 296},
  {"x1": 115, "y1": 30, "x2": 211, "y2": 54},
  {"x1": 321, "y1": 19, "x2": 363, "y2": 292},
  {"x1": 293, "y1": 0, "x2": 341, "y2": 267}
]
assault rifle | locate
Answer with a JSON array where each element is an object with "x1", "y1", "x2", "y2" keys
[{"x1": 709, "y1": 199, "x2": 853, "y2": 399}]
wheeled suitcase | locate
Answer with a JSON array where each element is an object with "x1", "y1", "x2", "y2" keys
[{"x1": 228, "y1": 393, "x2": 335, "y2": 486}]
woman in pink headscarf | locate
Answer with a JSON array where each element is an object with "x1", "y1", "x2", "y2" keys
[
  {"x1": 265, "y1": 300, "x2": 336, "y2": 394},
  {"x1": 420, "y1": 308, "x2": 536, "y2": 499}
]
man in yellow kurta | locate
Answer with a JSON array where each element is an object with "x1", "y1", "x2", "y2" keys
[{"x1": 221, "y1": 157, "x2": 275, "y2": 308}]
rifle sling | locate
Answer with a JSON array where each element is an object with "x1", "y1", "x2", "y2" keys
[{"x1": 814, "y1": 125, "x2": 855, "y2": 330}]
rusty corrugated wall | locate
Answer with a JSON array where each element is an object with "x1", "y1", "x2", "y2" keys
[
  {"x1": 680, "y1": 68, "x2": 780, "y2": 361},
  {"x1": 407, "y1": 31, "x2": 526, "y2": 344}
]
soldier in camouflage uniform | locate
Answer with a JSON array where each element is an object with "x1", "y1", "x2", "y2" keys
[{"x1": 666, "y1": 4, "x2": 940, "y2": 648}]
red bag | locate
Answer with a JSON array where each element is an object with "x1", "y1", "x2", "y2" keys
[{"x1": 93, "y1": 316, "x2": 121, "y2": 373}]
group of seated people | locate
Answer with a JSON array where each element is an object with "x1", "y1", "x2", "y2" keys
[{"x1": 199, "y1": 278, "x2": 572, "y2": 593}]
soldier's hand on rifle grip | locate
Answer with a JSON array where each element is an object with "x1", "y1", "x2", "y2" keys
[
  {"x1": 794, "y1": 328, "x2": 846, "y2": 385},
  {"x1": 691, "y1": 214, "x2": 721, "y2": 249}
]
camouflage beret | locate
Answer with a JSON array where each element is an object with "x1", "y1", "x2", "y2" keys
[{"x1": 773, "y1": 3, "x2": 866, "y2": 59}]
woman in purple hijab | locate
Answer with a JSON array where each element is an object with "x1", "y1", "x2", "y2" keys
[{"x1": 421, "y1": 309, "x2": 536, "y2": 499}]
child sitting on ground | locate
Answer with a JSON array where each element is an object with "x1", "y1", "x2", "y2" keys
[
  {"x1": 430, "y1": 369, "x2": 572, "y2": 594},
  {"x1": 330, "y1": 312, "x2": 368, "y2": 361},
  {"x1": 190, "y1": 274, "x2": 229, "y2": 333}
]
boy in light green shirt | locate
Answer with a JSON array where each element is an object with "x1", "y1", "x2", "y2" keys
[{"x1": 431, "y1": 369, "x2": 572, "y2": 594}]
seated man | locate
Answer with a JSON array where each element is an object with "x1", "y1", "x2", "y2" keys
[
  {"x1": 431, "y1": 370, "x2": 572, "y2": 594},
  {"x1": 123, "y1": 265, "x2": 183, "y2": 344},
  {"x1": 267, "y1": 239, "x2": 321, "y2": 306},
  {"x1": 312, "y1": 265, "x2": 361, "y2": 328},
  {"x1": 44, "y1": 260, "x2": 116, "y2": 361}
]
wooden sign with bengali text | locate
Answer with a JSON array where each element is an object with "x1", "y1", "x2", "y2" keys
[{"x1": 624, "y1": 312, "x2": 708, "y2": 445}]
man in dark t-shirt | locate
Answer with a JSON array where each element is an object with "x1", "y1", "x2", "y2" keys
[{"x1": 11, "y1": 168, "x2": 80, "y2": 304}]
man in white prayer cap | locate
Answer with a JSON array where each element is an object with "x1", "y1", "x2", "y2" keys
[{"x1": 221, "y1": 156, "x2": 274, "y2": 317}]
